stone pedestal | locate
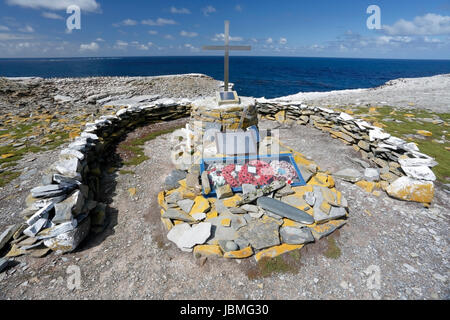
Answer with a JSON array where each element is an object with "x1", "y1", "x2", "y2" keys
[{"x1": 189, "y1": 97, "x2": 258, "y2": 138}]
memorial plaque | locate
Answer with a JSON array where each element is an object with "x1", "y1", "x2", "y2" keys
[{"x1": 215, "y1": 131, "x2": 257, "y2": 156}]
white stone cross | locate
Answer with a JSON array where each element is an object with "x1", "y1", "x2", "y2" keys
[{"x1": 203, "y1": 20, "x2": 251, "y2": 92}]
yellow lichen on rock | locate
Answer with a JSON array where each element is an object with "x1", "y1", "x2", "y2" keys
[
  {"x1": 221, "y1": 218, "x2": 231, "y2": 227},
  {"x1": 224, "y1": 246, "x2": 254, "y2": 259},
  {"x1": 255, "y1": 244, "x2": 304, "y2": 262},
  {"x1": 190, "y1": 196, "x2": 211, "y2": 214},
  {"x1": 161, "y1": 217, "x2": 173, "y2": 231},
  {"x1": 386, "y1": 177, "x2": 434, "y2": 204},
  {"x1": 416, "y1": 130, "x2": 432, "y2": 137},
  {"x1": 275, "y1": 110, "x2": 286, "y2": 123},
  {"x1": 206, "y1": 210, "x2": 218, "y2": 220},
  {"x1": 355, "y1": 180, "x2": 376, "y2": 193},
  {"x1": 157, "y1": 191, "x2": 167, "y2": 210},
  {"x1": 193, "y1": 245, "x2": 223, "y2": 257},
  {"x1": 308, "y1": 173, "x2": 334, "y2": 188},
  {"x1": 222, "y1": 194, "x2": 242, "y2": 207}
]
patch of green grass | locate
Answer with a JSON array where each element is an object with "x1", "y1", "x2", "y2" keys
[
  {"x1": 0, "y1": 170, "x2": 21, "y2": 187},
  {"x1": 247, "y1": 249, "x2": 302, "y2": 280},
  {"x1": 119, "y1": 170, "x2": 135, "y2": 175},
  {"x1": 323, "y1": 237, "x2": 341, "y2": 259},
  {"x1": 119, "y1": 126, "x2": 183, "y2": 167}
]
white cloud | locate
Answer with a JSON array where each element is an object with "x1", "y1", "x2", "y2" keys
[
  {"x1": 212, "y1": 33, "x2": 243, "y2": 42},
  {"x1": 114, "y1": 19, "x2": 138, "y2": 27},
  {"x1": 164, "y1": 34, "x2": 174, "y2": 40},
  {"x1": 170, "y1": 6, "x2": 190, "y2": 14},
  {"x1": 279, "y1": 37, "x2": 287, "y2": 45},
  {"x1": 202, "y1": 5, "x2": 216, "y2": 16},
  {"x1": 0, "y1": 33, "x2": 33, "y2": 40},
  {"x1": 80, "y1": 42, "x2": 99, "y2": 52},
  {"x1": 266, "y1": 38, "x2": 273, "y2": 44},
  {"x1": 41, "y1": 12, "x2": 64, "y2": 20},
  {"x1": 180, "y1": 30, "x2": 198, "y2": 38},
  {"x1": 383, "y1": 13, "x2": 450, "y2": 36},
  {"x1": 6, "y1": 0, "x2": 100, "y2": 12},
  {"x1": 142, "y1": 18, "x2": 176, "y2": 26},
  {"x1": 148, "y1": 30, "x2": 158, "y2": 35},
  {"x1": 19, "y1": 25, "x2": 34, "y2": 33},
  {"x1": 184, "y1": 43, "x2": 200, "y2": 52},
  {"x1": 0, "y1": 25, "x2": 10, "y2": 31},
  {"x1": 95, "y1": 38, "x2": 105, "y2": 42},
  {"x1": 114, "y1": 40, "x2": 128, "y2": 50},
  {"x1": 235, "y1": 5, "x2": 243, "y2": 12}
]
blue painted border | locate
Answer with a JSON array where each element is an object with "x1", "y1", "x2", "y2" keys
[{"x1": 200, "y1": 153, "x2": 307, "y2": 197}]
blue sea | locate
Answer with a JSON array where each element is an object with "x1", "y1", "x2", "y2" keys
[{"x1": 1, "y1": 56, "x2": 450, "y2": 98}]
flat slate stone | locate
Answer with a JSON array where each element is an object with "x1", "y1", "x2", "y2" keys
[
  {"x1": 177, "y1": 199, "x2": 195, "y2": 214},
  {"x1": 333, "y1": 168, "x2": 362, "y2": 183},
  {"x1": 162, "y1": 208, "x2": 195, "y2": 222},
  {"x1": 238, "y1": 217, "x2": 281, "y2": 250},
  {"x1": 44, "y1": 216, "x2": 91, "y2": 253},
  {"x1": 257, "y1": 197, "x2": 314, "y2": 225},
  {"x1": 31, "y1": 184, "x2": 69, "y2": 199},
  {"x1": 177, "y1": 222, "x2": 212, "y2": 249},
  {"x1": 298, "y1": 165, "x2": 314, "y2": 183},
  {"x1": 0, "y1": 225, "x2": 21, "y2": 251},
  {"x1": 164, "y1": 170, "x2": 187, "y2": 190},
  {"x1": 280, "y1": 226, "x2": 314, "y2": 245}
]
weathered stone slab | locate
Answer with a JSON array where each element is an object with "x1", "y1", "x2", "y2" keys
[
  {"x1": 177, "y1": 199, "x2": 194, "y2": 214},
  {"x1": 44, "y1": 216, "x2": 91, "y2": 253},
  {"x1": 201, "y1": 171, "x2": 211, "y2": 195},
  {"x1": 309, "y1": 219, "x2": 347, "y2": 241},
  {"x1": 401, "y1": 165, "x2": 436, "y2": 181},
  {"x1": 24, "y1": 218, "x2": 49, "y2": 237},
  {"x1": 216, "y1": 184, "x2": 233, "y2": 199},
  {"x1": 36, "y1": 220, "x2": 78, "y2": 240},
  {"x1": 386, "y1": 177, "x2": 434, "y2": 203},
  {"x1": 0, "y1": 257, "x2": 13, "y2": 273},
  {"x1": 238, "y1": 180, "x2": 286, "y2": 205},
  {"x1": 177, "y1": 222, "x2": 211, "y2": 249},
  {"x1": 364, "y1": 168, "x2": 380, "y2": 182},
  {"x1": 280, "y1": 226, "x2": 314, "y2": 244},
  {"x1": 298, "y1": 166, "x2": 314, "y2": 183},
  {"x1": 164, "y1": 170, "x2": 187, "y2": 190},
  {"x1": 333, "y1": 168, "x2": 362, "y2": 183},
  {"x1": 238, "y1": 216, "x2": 281, "y2": 250},
  {"x1": 31, "y1": 185, "x2": 69, "y2": 199},
  {"x1": 162, "y1": 208, "x2": 196, "y2": 222},
  {"x1": 257, "y1": 197, "x2": 314, "y2": 225},
  {"x1": 0, "y1": 225, "x2": 21, "y2": 251},
  {"x1": 53, "y1": 190, "x2": 84, "y2": 224}
]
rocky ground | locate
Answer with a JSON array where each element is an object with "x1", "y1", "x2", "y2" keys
[
  {"x1": 0, "y1": 118, "x2": 448, "y2": 300},
  {"x1": 275, "y1": 73, "x2": 450, "y2": 114},
  {"x1": 0, "y1": 74, "x2": 449, "y2": 300}
]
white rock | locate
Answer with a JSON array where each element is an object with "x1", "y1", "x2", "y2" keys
[
  {"x1": 369, "y1": 128, "x2": 391, "y2": 141},
  {"x1": 401, "y1": 166, "x2": 436, "y2": 181},
  {"x1": 338, "y1": 112, "x2": 354, "y2": 121},
  {"x1": 399, "y1": 157, "x2": 438, "y2": 168},
  {"x1": 364, "y1": 168, "x2": 380, "y2": 181},
  {"x1": 177, "y1": 222, "x2": 211, "y2": 249},
  {"x1": 167, "y1": 223, "x2": 191, "y2": 247},
  {"x1": 192, "y1": 212, "x2": 206, "y2": 221}
]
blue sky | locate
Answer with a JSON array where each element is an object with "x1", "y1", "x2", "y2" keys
[{"x1": 0, "y1": 0, "x2": 450, "y2": 59}]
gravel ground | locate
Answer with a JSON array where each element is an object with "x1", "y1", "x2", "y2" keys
[
  {"x1": 1, "y1": 119, "x2": 448, "y2": 300},
  {"x1": 274, "y1": 74, "x2": 450, "y2": 114}
]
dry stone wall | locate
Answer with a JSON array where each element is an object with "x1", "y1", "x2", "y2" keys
[
  {"x1": 256, "y1": 101, "x2": 436, "y2": 203},
  {"x1": 0, "y1": 97, "x2": 438, "y2": 259}
]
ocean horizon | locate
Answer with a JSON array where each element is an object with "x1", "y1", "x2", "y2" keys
[{"x1": 2, "y1": 56, "x2": 450, "y2": 99}]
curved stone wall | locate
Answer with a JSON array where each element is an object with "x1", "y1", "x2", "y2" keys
[{"x1": 2, "y1": 97, "x2": 437, "y2": 258}]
